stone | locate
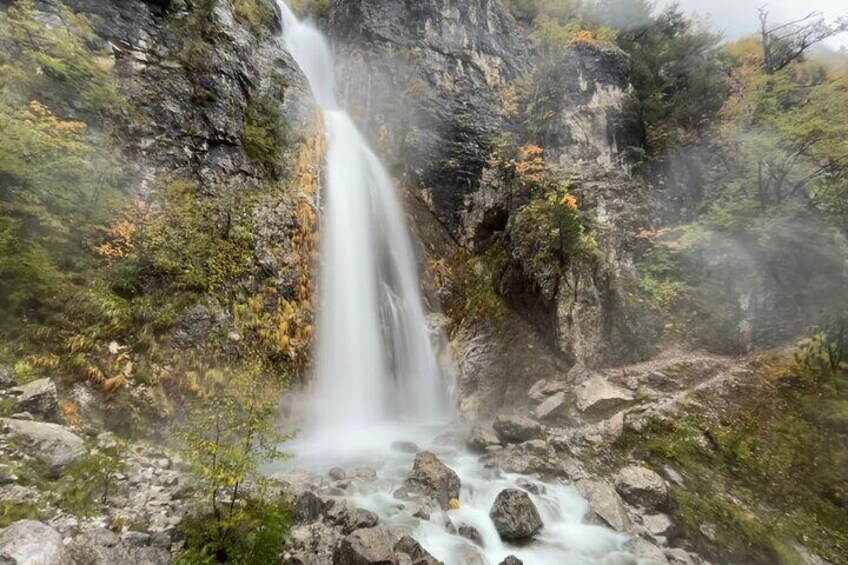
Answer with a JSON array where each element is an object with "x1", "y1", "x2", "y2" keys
[
  {"x1": 12, "y1": 378, "x2": 59, "y2": 422},
  {"x1": 0, "y1": 520, "x2": 68, "y2": 564},
  {"x1": 394, "y1": 535, "x2": 443, "y2": 565},
  {"x1": 457, "y1": 524, "x2": 484, "y2": 546},
  {"x1": 293, "y1": 491, "x2": 324, "y2": 524},
  {"x1": 492, "y1": 415, "x2": 544, "y2": 444},
  {"x1": 333, "y1": 527, "x2": 396, "y2": 565},
  {"x1": 567, "y1": 362, "x2": 591, "y2": 382},
  {"x1": 0, "y1": 464, "x2": 17, "y2": 486},
  {"x1": 615, "y1": 465, "x2": 668, "y2": 509},
  {"x1": 628, "y1": 536, "x2": 671, "y2": 564},
  {"x1": 9, "y1": 413, "x2": 32, "y2": 421},
  {"x1": 1, "y1": 418, "x2": 85, "y2": 475},
  {"x1": 391, "y1": 441, "x2": 420, "y2": 454},
  {"x1": 576, "y1": 479, "x2": 631, "y2": 532},
  {"x1": 499, "y1": 557, "x2": 523, "y2": 565},
  {"x1": 665, "y1": 548, "x2": 697, "y2": 565},
  {"x1": 489, "y1": 489, "x2": 543, "y2": 541},
  {"x1": 662, "y1": 465, "x2": 685, "y2": 487},
  {"x1": 515, "y1": 478, "x2": 545, "y2": 495},
  {"x1": 121, "y1": 530, "x2": 152, "y2": 546},
  {"x1": 0, "y1": 366, "x2": 15, "y2": 389},
  {"x1": 401, "y1": 451, "x2": 461, "y2": 510},
  {"x1": 529, "y1": 379, "x2": 570, "y2": 404},
  {"x1": 329, "y1": 467, "x2": 347, "y2": 481},
  {"x1": 533, "y1": 391, "x2": 569, "y2": 423},
  {"x1": 643, "y1": 513, "x2": 674, "y2": 538},
  {"x1": 466, "y1": 425, "x2": 500, "y2": 453},
  {"x1": 575, "y1": 376, "x2": 634, "y2": 418}
]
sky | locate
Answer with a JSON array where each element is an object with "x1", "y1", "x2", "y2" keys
[{"x1": 661, "y1": 0, "x2": 848, "y2": 49}]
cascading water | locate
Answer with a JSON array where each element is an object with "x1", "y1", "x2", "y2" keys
[
  {"x1": 275, "y1": 4, "x2": 637, "y2": 564},
  {"x1": 277, "y1": 2, "x2": 454, "y2": 454}
]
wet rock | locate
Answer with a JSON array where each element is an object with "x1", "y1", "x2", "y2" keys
[
  {"x1": 515, "y1": 478, "x2": 545, "y2": 495},
  {"x1": 457, "y1": 524, "x2": 484, "y2": 547},
  {"x1": 499, "y1": 557, "x2": 523, "y2": 565},
  {"x1": 466, "y1": 425, "x2": 501, "y2": 453},
  {"x1": 575, "y1": 376, "x2": 634, "y2": 418},
  {"x1": 12, "y1": 378, "x2": 59, "y2": 422},
  {"x1": 492, "y1": 415, "x2": 544, "y2": 444},
  {"x1": 293, "y1": 491, "x2": 324, "y2": 524},
  {"x1": 489, "y1": 489, "x2": 543, "y2": 541},
  {"x1": 325, "y1": 500, "x2": 380, "y2": 534},
  {"x1": 576, "y1": 479, "x2": 631, "y2": 532},
  {"x1": 615, "y1": 465, "x2": 668, "y2": 509},
  {"x1": 628, "y1": 536, "x2": 671, "y2": 564},
  {"x1": 533, "y1": 391, "x2": 570, "y2": 424},
  {"x1": 1, "y1": 418, "x2": 85, "y2": 475},
  {"x1": 329, "y1": 467, "x2": 347, "y2": 481},
  {"x1": 394, "y1": 535, "x2": 443, "y2": 565},
  {"x1": 0, "y1": 520, "x2": 68, "y2": 564},
  {"x1": 400, "y1": 451, "x2": 461, "y2": 510},
  {"x1": 391, "y1": 441, "x2": 420, "y2": 454},
  {"x1": 333, "y1": 527, "x2": 396, "y2": 565}
]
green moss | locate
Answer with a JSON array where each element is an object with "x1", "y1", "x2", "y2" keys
[
  {"x1": 242, "y1": 94, "x2": 288, "y2": 170},
  {"x1": 0, "y1": 500, "x2": 43, "y2": 528},
  {"x1": 452, "y1": 240, "x2": 509, "y2": 323},
  {"x1": 231, "y1": 0, "x2": 274, "y2": 32},
  {"x1": 612, "y1": 353, "x2": 848, "y2": 564}
]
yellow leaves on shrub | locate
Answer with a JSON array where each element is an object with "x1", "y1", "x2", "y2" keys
[
  {"x1": 570, "y1": 29, "x2": 597, "y2": 46},
  {"x1": 516, "y1": 144, "x2": 546, "y2": 185},
  {"x1": 561, "y1": 193, "x2": 579, "y2": 211}
]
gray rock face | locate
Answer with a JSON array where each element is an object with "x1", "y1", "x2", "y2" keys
[
  {"x1": 528, "y1": 379, "x2": 569, "y2": 404},
  {"x1": 576, "y1": 479, "x2": 631, "y2": 532},
  {"x1": 533, "y1": 391, "x2": 569, "y2": 423},
  {"x1": 333, "y1": 527, "x2": 396, "y2": 565},
  {"x1": 615, "y1": 466, "x2": 669, "y2": 510},
  {"x1": 489, "y1": 489, "x2": 543, "y2": 541},
  {"x1": 492, "y1": 415, "x2": 544, "y2": 444},
  {"x1": 574, "y1": 376, "x2": 635, "y2": 418},
  {"x1": 399, "y1": 452, "x2": 461, "y2": 510},
  {"x1": 329, "y1": 0, "x2": 531, "y2": 241},
  {"x1": 0, "y1": 418, "x2": 85, "y2": 475},
  {"x1": 0, "y1": 520, "x2": 68, "y2": 565},
  {"x1": 12, "y1": 378, "x2": 59, "y2": 423},
  {"x1": 466, "y1": 425, "x2": 500, "y2": 453}
]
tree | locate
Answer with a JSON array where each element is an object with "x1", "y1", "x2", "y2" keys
[{"x1": 758, "y1": 7, "x2": 848, "y2": 74}]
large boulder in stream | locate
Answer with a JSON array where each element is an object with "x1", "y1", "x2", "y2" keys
[
  {"x1": 333, "y1": 527, "x2": 396, "y2": 565},
  {"x1": 489, "y1": 488, "x2": 543, "y2": 541},
  {"x1": 396, "y1": 451, "x2": 461, "y2": 510}
]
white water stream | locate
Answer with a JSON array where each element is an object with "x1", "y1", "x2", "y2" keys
[{"x1": 275, "y1": 4, "x2": 638, "y2": 563}]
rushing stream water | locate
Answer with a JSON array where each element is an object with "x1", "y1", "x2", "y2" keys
[{"x1": 275, "y1": 4, "x2": 638, "y2": 563}]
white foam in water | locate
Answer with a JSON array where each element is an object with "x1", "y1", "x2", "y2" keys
[{"x1": 275, "y1": 3, "x2": 638, "y2": 563}]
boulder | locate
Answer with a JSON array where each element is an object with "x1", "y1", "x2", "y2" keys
[
  {"x1": 329, "y1": 467, "x2": 347, "y2": 481},
  {"x1": 615, "y1": 465, "x2": 668, "y2": 509},
  {"x1": 394, "y1": 536, "x2": 443, "y2": 565},
  {"x1": 576, "y1": 479, "x2": 631, "y2": 532},
  {"x1": 333, "y1": 527, "x2": 397, "y2": 565},
  {"x1": 492, "y1": 416, "x2": 544, "y2": 444},
  {"x1": 293, "y1": 491, "x2": 324, "y2": 524},
  {"x1": 0, "y1": 418, "x2": 85, "y2": 475},
  {"x1": 499, "y1": 557, "x2": 523, "y2": 565},
  {"x1": 0, "y1": 520, "x2": 68, "y2": 564},
  {"x1": 457, "y1": 524, "x2": 484, "y2": 547},
  {"x1": 533, "y1": 392, "x2": 569, "y2": 423},
  {"x1": 574, "y1": 376, "x2": 634, "y2": 418},
  {"x1": 287, "y1": 521, "x2": 344, "y2": 565},
  {"x1": 12, "y1": 378, "x2": 59, "y2": 422},
  {"x1": 528, "y1": 379, "x2": 569, "y2": 404},
  {"x1": 399, "y1": 452, "x2": 461, "y2": 510},
  {"x1": 466, "y1": 425, "x2": 500, "y2": 453},
  {"x1": 488, "y1": 489, "x2": 543, "y2": 541},
  {"x1": 350, "y1": 466, "x2": 378, "y2": 481},
  {"x1": 325, "y1": 500, "x2": 380, "y2": 534},
  {"x1": 643, "y1": 513, "x2": 674, "y2": 538}
]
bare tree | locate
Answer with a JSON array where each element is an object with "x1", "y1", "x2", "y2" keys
[{"x1": 758, "y1": 5, "x2": 848, "y2": 74}]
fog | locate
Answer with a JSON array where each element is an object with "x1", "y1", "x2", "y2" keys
[{"x1": 661, "y1": 0, "x2": 848, "y2": 48}]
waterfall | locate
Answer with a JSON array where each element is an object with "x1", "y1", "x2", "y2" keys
[{"x1": 277, "y1": 3, "x2": 455, "y2": 453}]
